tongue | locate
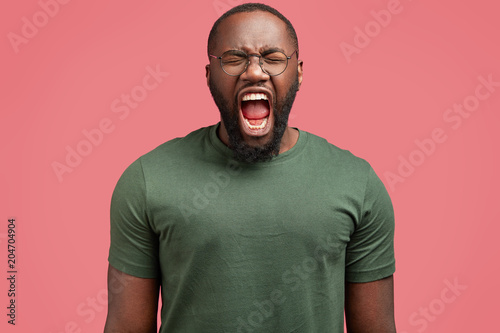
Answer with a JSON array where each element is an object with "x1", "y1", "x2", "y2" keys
[{"x1": 241, "y1": 100, "x2": 270, "y2": 120}]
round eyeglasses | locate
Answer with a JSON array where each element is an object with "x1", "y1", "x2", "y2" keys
[{"x1": 209, "y1": 50, "x2": 298, "y2": 76}]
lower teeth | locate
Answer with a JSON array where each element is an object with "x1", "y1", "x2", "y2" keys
[{"x1": 244, "y1": 117, "x2": 268, "y2": 130}]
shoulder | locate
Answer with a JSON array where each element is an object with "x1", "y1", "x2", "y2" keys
[
  {"x1": 115, "y1": 125, "x2": 214, "y2": 186},
  {"x1": 300, "y1": 129, "x2": 372, "y2": 175},
  {"x1": 142, "y1": 125, "x2": 213, "y2": 162},
  {"x1": 127, "y1": 125, "x2": 216, "y2": 172}
]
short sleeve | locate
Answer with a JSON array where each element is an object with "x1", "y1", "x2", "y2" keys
[
  {"x1": 345, "y1": 166, "x2": 395, "y2": 283},
  {"x1": 108, "y1": 158, "x2": 160, "y2": 278}
]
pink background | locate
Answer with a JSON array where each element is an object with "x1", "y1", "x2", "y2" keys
[{"x1": 1, "y1": 0, "x2": 499, "y2": 332}]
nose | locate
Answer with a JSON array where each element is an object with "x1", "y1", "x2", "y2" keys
[{"x1": 240, "y1": 54, "x2": 269, "y2": 82}]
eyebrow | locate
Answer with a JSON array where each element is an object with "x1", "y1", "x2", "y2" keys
[
  {"x1": 227, "y1": 47, "x2": 287, "y2": 55},
  {"x1": 260, "y1": 47, "x2": 286, "y2": 55}
]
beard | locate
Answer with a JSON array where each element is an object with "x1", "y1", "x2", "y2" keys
[{"x1": 209, "y1": 76, "x2": 299, "y2": 163}]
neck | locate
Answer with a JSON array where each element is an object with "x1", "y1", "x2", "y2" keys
[{"x1": 278, "y1": 126, "x2": 299, "y2": 154}]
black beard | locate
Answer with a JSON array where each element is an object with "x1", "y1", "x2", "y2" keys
[{"x1": 209, "y1": 77, "x2": 299, "y2": 163}]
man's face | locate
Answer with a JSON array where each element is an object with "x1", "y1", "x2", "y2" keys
[{"x1": 206, "y1": 11, "x2": 303, "y2": 163}]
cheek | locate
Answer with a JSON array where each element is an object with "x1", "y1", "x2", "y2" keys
[
  {"x1": 273, "y1": 77, "x2": 293, "y2": 101},
  {"x1": 212, "y1": 74, "x2": 237, "y2": 99}
]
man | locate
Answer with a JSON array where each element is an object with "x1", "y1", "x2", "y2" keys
[{"x1": 105, "y1": 3, "x2": 396, "y2": 333}]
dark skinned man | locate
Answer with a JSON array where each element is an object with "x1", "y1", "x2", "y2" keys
[{"x1": 105, "y1": 3, "x2": 396, "y2": 332}]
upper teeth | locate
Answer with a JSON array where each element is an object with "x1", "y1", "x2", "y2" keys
[{"x1": 242, "y1": 93, "x2": 268, "y2": 101}]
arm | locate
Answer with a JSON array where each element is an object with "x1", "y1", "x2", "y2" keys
[
  {"x1": 104, "y1": 264, "x2": 160, "y2": 333},
  {"x1": 345, "y1": 275, "x2": 396, "y2": 333}
]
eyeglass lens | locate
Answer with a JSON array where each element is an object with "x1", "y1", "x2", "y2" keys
[{"x1": 220, "y1": 51, "x2": 289, "y2": 76}]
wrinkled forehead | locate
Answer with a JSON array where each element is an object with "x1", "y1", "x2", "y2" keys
[{"x1": 215, "y1": 11, "x2": 292, "y2": 54}]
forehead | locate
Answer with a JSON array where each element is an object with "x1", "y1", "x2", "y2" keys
[{"x1": 216, "y1": 11, "x2": 292, "y2": 52}]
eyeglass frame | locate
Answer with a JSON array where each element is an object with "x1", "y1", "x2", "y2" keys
[{"x1": 208, "y1": 49, "x2": 299, "y2": 77}]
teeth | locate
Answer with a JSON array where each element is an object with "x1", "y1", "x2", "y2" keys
[
  {"x1": 244, "y1": 117, "x2": 268, "y2": 130},
  {"x1": 242, "y1": 93, "x2": 268, "y2": 102}
]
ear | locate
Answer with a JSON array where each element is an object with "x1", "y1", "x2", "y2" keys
[
  {"x1": 205, "y1": 64, "x2": 211, "y2": 88},
  {"x1": 297, "y1": 60, "x2": 304, "y2": 90}
]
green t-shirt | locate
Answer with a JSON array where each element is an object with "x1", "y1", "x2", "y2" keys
[{"x1": 108, "y1": 123, "x2": 395, "y2": 332}]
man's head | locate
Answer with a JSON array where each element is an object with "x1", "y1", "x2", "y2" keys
[{"x1": 206, "y1": 3, "x2": 303, "y2": 163}]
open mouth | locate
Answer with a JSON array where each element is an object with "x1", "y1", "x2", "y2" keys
[{"x1": 239, "y1": 92, "x2": 271, "y2": 135}]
